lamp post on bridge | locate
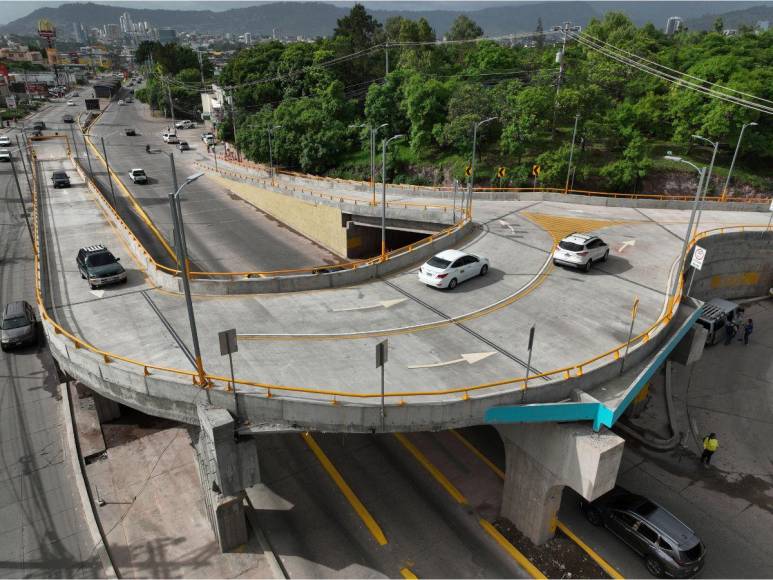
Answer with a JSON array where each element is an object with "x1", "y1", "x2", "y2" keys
[{"x1": 381, "y1": 133, "x2": 404, "y2": 261}]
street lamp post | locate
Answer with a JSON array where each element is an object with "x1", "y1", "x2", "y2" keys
[
  {"x1": 99, "y1": 136, "x2": 117, "y2": 208},
  {"x1": 267, "y1": 124, "x2": 282, "y2": 186},
  {"x1": 565, "y1": 113, "x2": 580, "y2": 193},
  {"x1": 468, "y1": 116, "x2": 498, "y2": 217},
  {"x1": 14, "y1": 135, "x2": 33, "y2": 194},
  {"x1": 168, "y1": 164, "x2": 207, "y2": 386},
  {"x1": 350, "y1": 122, "x2": 388, "y2": 205},
  {"x1": 381, "y1": 134, "x2": 405, "y2": 260},
  {"x1": 664, "y1": 155, "x2": 706, "y2": 300},
  {"x1": 690, "y1": 134, "x2": 719, "y2": 240},
  {"x1": 722, "y1": 122, "x2": 758, "y2": 201},
  {"x1": 9, "y1": 148, "x2": 35, "y2": 248}
]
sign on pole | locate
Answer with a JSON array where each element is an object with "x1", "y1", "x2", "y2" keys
[
  {"x1": 690, "y1": 245, "x2": 707, "y2": 271},
  {"x1": 531, "y1": 164, "x2": 541, "y2": 177},
  {"x1": 375, "y1": 339, "x2": 388, "y2": 368},
  {"x1": 5, "y1": 96, "x2": 16, "y2": 109},
  {"x1": 218, "y1": 328, "x2": 238, "y2": 356},
  {"x1": 496, "y1": 166, "x2": 507, "y2": 178}
]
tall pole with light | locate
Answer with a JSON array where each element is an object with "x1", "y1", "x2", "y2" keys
[
  {"x1": 664, "y1": 155, "x2": 706, "y2": 300},
  {"x1": 168, "y1": 169, "x2": 207, "y2": 386},
  {"x1": 267, "y1": 124, "x2": 282, "y2": 186},
  {"x1": 690, "y1": 134, "x2": 719, "y2": 239},
  {"x1": 350, "y1": 122, "x2": 388, "y2": 206},
  {"x1": 565, "y1": 113, "x2": 580, "y2": 193},
  {"x1": 722, "y1": 122, "x2": 757, "y2": 201},
  {"x1": 381, "y1": 134, "x2": 404, "y2": 260},
  {"x1": 468, "y1": 116, "x2": 498, "y2": 218}
]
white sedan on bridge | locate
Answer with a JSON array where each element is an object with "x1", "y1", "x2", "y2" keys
[{"x1": 418, "y1": 249, "x2": 489, "y2": 290}]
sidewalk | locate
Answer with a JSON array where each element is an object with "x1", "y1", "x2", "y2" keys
[{"x1": 84, "y1": 406, "x2": 275, "y2": 578}]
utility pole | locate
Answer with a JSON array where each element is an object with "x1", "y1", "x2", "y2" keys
[
  {"x1": 10, "y1": 154, "x2": 34, "y2": 248},
  {"x1": 551, "y1": 22, "x2": 580, "y2": 139},
  {"x1": 164, "y1": 76, "x2": 176, "y2": 133},
  {"x1": 467, "y1": 117, "x2": 498, "y2": 217},
  {"x1": 197, "y1": 50, "x2": 205, "y2": 89},
  {"x1": 100, "y1": 136, "x2": 117, "y2": 208},
  {"x1": 722, "y1": 122, "x2": 757, "y2": 201},
  {"x1": 229, "y1": 89, "x2": 240, "y2": 162},
  {"x1": 565, "y1": 114, "x2": 580, "y2": 193},
  {"x1": 14, "y1": 135, "x2": 32, "y2": 194},
  {"x1": 385, "y1": 39, "x2": 389, "y2": 75}
]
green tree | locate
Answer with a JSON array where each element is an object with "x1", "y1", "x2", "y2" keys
[
  {"x1": 713, "y1": 17, "x2": 724, "y2": 33},
  {"x1": 535, "y1": 18, "x2": 545, "y2": 49},
  {"x1": 403, "y1": 74, "x2": 450, "y2": 155},
  {"x1": 599, "y1": 134, "x2": 652, "y2": 191},
  {"x1": 446, "y1": 15, "x2": 483, "y2": 41}
]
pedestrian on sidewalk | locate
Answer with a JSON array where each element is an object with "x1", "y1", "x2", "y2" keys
[
  {"x1": 701, "y1": 433, "x2": 719, "y2": 465},
  {"x1": 739, "y1": 318, "x2": 754, "y2": 345}
]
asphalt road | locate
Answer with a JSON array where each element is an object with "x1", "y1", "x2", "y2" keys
[
  {"x1": 0, "y1": 109, "x2": 103, "y2": 578},
  {"x1": 83, "y1": 90, "x2": 340, "y2": 273},
  {"x1": 251, "y1": 431, "x2": 530, "y2": 578}
]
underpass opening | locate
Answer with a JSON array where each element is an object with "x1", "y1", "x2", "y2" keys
[{"x1": 345, "y1": 219, "x2": 441, "y2": 259}]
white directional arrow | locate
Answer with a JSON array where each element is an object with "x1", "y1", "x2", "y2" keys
[
  {"x1": 498, "y1": 220, "x2": 516, "y2": 234},
  {"x1": 407, "y1": 352, "x2": 497, "y2": 369},
  {"x1": 617, "y1": 239, "x2": 636, "y2": 253},
  {"x1": 89, "y1": 290, "x2": 105, "y2": 299},
  {"x1": 332, "y1": 298, "x2": 406, "y2": 313}
]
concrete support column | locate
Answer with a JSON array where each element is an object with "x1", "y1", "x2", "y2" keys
[
  {"x1": 192, "y1": 405, "x2": 260, "y2": 552},
  {"x1": 92, "y1": 392, "x2": 121, "y2": 423},
  {"x1": 496, "y1": 422, "x2": 624, "y2": 545}
]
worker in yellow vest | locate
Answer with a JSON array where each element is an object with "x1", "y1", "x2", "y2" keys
[{"x1": 701, "y1": 433, "x2": 719, "y2": 466}]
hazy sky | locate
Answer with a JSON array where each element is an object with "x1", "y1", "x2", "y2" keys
[{"x1": 0, "y1": 0, "x2": 506, "y2": 25}]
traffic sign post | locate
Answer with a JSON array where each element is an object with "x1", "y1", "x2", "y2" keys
[
  {"x1": 531, "y1": 164, "x2": 541, "y2": 190},
  {"x1": 376, "y1": 339, "x2": 388, "y2": 430},
  {"x1": 219, "y1": 328, "x2": 239, "y2": 416},
  {"x1": 620, "y1": 297, "x2": 639, "y2": 375},
  {"x1": 686, "y1": 245, "x2": 707, "y2": 297},
  {"x1": 522, "y1": 325, "x2": 536, "y2": 401}
]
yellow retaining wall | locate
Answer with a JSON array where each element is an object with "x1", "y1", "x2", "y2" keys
[{"x1": 210, "y1": 174, "x2": 348, "y2": 257}]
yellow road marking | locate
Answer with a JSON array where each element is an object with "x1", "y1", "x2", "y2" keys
[
  {"x1": 556, "y1": 521, "x2": 625, "y2": 579},
  {"x1": 301, "y1": 433, "x2": 387, "y2": 546},
  {"x1": 453, "y1": 430, "x2": 623, "y2": 579},
  {"x1": 478, "y1": 519, "x2": 547, "y2": 579},
  {"x1": 522, "y1": 212, "x2": 640, "y2": 243},
  {"x1": 400, "y1": 568, "x2": 418, "y2": 579},
  {"x1": 450, "y1": 430, "x2": 505, "y2": 480},
  {"x1": 393, "y1": 433, "x2": 466, "y2": 504}
]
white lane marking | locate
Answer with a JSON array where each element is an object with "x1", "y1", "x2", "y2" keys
[
  {"x1": 618, "y1": 239, "x2": 636, "y2": 253},
  {"x1": 89, "y1": 290, "x2": 105, "y2": 298},
  {"x1": 498, "y1": 220, "x2": 516, "y2": 234},
  {"x1": 331, "y1": 298, "x2": 407, "y2": 312},
  {"x1": 407, "y1": 352, "x2": 497, "y2": 369}
]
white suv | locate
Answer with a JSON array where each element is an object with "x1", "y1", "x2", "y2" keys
[
  {"x1": 128, "y1": 168, "x2": 148, "y2": 183},
  {"x1": 175, "y1": 120, "x2": 196, "y2": 129},
  {"x1": 163, "y1": 132, "x2": 179, "y2": 144},
  {"x1": 553, "y1": 233, "x2": 609, "y2": 272}
]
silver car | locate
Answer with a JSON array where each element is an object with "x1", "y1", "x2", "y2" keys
[{"x1": 1, "y1": 301, "x2": 38, "y2": 351}]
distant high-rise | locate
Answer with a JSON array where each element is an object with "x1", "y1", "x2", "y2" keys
[
  {"x1": 158, "y1": 28, "x2": 177, "y2": 44},
  {"x1": 72, "y1": 22, "x2": 86, "y2": 43},
  {"x1": 758, "y1": 20, "x2": 770, "y2": 32},
  {"x1": 665, "y1": 16, "x2": 683, "y2": 35},
  {"x1": 244, "y1": 32, "x2": 252, "y2": 44},
  {"x1": 106, "y1": 23, "x2": 120, "y2": 41}
]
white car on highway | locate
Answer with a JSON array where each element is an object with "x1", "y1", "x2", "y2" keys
[
  {"x1": 553, "y1": 233, "x2": 609, "y2": 272},
  {"x1": 0, "y1": 136, "x2": 11, "y2": 147},
  {"x1": 175, "y1": 120, "x2": 196, "y2": 129},
  {"x1": 67, "y1": 100, "x2": 75, "y2": 106},
  {"x1": 0, "y1": 149, "x2": 11, "y2": 162},
  {"x1": 418, "y1": 249, "x2": 489, "y2": 290},
  {"x1": 128, "y1": 168, "x2": 148, "y2": 184},
  {"x1": 162, "y1": 132, "x2": 179, "y2": 144}
]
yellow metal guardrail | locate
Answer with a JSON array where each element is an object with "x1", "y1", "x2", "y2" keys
[
  {"x1": 34, "y1": 128, "x2": 772, "y2": 403},
  {"x1": 215, "y1": 154, "x2": 771, "y2": 204}
]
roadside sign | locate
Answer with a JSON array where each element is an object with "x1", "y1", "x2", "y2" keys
[
  {"x1": 5, "y1": 96, "x2": 16, "y2": 109},
  {"x1": 531, "y1": 164, "x2": 541, "y2": 177},
  {"x1": 496, "y1": 166, "x2": 507, "y2": 178},
  {"x1": 631, "y1": 297, "x2": 639, "y2": 318},
  {"x1": 218, "y1": 328, "x2": 238, "y2": 356},
  {"x1": 690, "y1": 245, "x2": 707, "y2": 270},
  {"x1": 375, "y1": 339, "x2": 388, "y2": 368},
  {"x1": 464, "y1": 164, "x2": 472, "y2": 177}
]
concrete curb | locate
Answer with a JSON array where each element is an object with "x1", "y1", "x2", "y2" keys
[{"x1": 61, "y1": 382, "x2": 119, "y2": 579}]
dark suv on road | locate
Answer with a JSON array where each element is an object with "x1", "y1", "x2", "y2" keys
[
  {"x1": 76, "y1": 245, "x2": 127, "y2": 289},
  {"x1": 51, "y1": 171, "x2": 70, "y2": 188},
  {"x1": 1, "y1": 301, "x2": 37, "y2": 351},
  {"x1": 581, "y1": 487, "x2": 706, "y2": 577}
]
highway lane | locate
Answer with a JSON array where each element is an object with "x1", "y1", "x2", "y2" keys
[
  {"x1": 252, "y1": 432, "x2": 530, "y2": 578},
  {"x1": 0, "y1": 121, "x2": 103, "y2": 578},
  {"x1": 86, "y1": 92, "x2": 341, "y2": 273}
]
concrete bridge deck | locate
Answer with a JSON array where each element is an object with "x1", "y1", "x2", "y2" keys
[{"x1": 32, "y1": 138, "x2": 772, "y2": 431}]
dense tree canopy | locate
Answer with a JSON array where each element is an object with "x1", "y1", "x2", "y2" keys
[{"x1": 211, "y1": 6, "x2": 772, "y2": 192}]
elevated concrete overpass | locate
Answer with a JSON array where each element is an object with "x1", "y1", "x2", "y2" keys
[{"x1": 28, "y1": 133, "x2": 773, "y2": 545}]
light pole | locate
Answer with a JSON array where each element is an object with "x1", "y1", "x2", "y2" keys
[
  {"x1": 722, "y1": 122, "x2": 758, "y2": 201},
  {"x1": 468, "y1": 116, "x2": 498, "y2": 217},
  {"x1": 267, "y1": 124, "x2": 282, "y2": 186},
  {"x1": 381, "y1": 134, "x2": 405, "y2": 260},
  {"x1": 8, "y1": 147, "x2": 35, "y2": 248},
  {"x1": 690, "y1": 134, "x2": 719, "y2": 240},
  {"x1": 664, "y1": 155, "x2": 706, "y2": 300},
  {"x1": 350, "y1": 122, "x2": 388, "y2": 205},
  {"x1": 168, "y1": 167, "x2": 207, "y2": 386},
  {"x1": 565, "y1": 113, "x2": 580, "y2": 193},
  {"x1": 99, "y1": 136, "x2": 117, "y2": 208}
]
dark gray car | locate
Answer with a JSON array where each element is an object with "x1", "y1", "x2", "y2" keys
[
  {"x1": 1, "y1": 301, "x2": 37, "y2": 351},
  {"x1": 581, "y1": 487, "x2": 705, "y2": 577}
]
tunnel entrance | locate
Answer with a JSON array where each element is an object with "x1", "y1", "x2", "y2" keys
[{"x1": 345, "y1": 221, "x2": 438, "y2": 259}]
